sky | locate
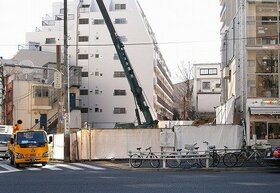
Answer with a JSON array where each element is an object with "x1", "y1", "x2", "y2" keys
[{"x1": 0, "y1": 0, "x2": 221, "y2": 83}]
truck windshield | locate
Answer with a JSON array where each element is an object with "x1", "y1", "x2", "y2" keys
[
  {"x1": 0, "y1": 134, "x2": 11, "y2": 144},
  {"x1": 16, "y1": 131, "x2": 47, "y2": 145}
]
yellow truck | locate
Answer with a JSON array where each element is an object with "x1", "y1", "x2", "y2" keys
[{"x1": 9, "y1": 129, "x2": 52, "y2": 167}]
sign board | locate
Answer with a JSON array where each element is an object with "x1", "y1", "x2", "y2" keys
[
  {"x1": 160, "y1": 131, "x2": 175, "y2": 147},
  {"x1": 54, "y1": 71, "x2": 62, "y2": 89}
]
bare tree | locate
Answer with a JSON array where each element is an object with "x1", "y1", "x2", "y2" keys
[{"x1": 173, "y1": 61, "x2": 195, "y2": 120}]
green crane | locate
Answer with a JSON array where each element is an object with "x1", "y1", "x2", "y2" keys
[{"x1": 96, "y1": 0, "x2": 158, "y2": 128}]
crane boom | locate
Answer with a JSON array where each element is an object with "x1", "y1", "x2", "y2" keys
[{"x1": 96, "y1": 0, "x2": 158, "y2": 128}]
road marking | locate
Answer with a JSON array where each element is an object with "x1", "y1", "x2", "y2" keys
[
  {"x1": 56, "y1": 164, "x2": 84, "y2": 170},
  {"x1": 43, "y1": 165, "x2": 63, "y2": 170},
  {"x1": 26, "y1": 167, "x2": 41, "y2": 171},
  {"x1": 0, "y1": 164, "x2": 21, "y2": 172},
  {"x1": 71, "y1": 163, "x2": 105, "y2": 170}
]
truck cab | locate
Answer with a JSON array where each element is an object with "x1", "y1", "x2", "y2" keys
[{"x1": 9, "y1": 129, "x2": 52, "y2": 167}]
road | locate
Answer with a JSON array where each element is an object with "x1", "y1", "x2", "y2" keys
[{"x1": 0, "y1": 160, "x2": 280, "y2": 193}]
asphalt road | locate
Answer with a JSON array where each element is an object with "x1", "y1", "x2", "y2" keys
[{"x1": 0, "y1": 160, "x2": 280, "y2": 193}]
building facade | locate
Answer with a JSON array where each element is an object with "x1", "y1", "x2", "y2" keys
[
  {"x1": 25, "y1": 0, "x2": 173, "y2": 128},
  {"x1": 220, "y1": 0, "x2": 280, "y2": 145},
  {"x1": 193, "y1": 63, "x2": 221, "y2": 118}
]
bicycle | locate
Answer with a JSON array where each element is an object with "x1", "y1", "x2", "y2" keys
[
  {"x1": 129, "y1": 146, "x2": 160, "y2": 168},
  {"x1": 222, "y1": 146, "x2": 238, "y2": 167},
  {"x1": 235, "y1": 146, "x2": 265, "y2": 167},
  {"x1": 166, "y1": 143, "x2": 201, "y2": 168},
  {"x1": 200, "y1": 141, "x2": 220, "y2": 167}
]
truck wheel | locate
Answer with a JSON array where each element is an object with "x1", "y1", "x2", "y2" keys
[
  {"x1": 12, "y1": 156, "x2": 19, "y2": 168},
  {"x1": 42, "y1": 163, "x2": 47, "y2": 166}
]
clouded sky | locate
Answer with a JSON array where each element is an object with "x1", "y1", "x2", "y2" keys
[{"x1": 0, "y1": 0, "x2": 221, "y2": 82}]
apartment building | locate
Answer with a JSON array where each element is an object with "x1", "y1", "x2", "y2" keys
[
  {"x1": 25, "y1": 0, "x2": 173, "y2": 128},
  {"x1": 1, "y1": 50, "x2": 82, "y2": 132},
  {"x1": 193, "y1": 63, "x2": 221, "y2": 118},
  {"x1": 220, "y1": 0, "x2": 280, "y2": 145}
]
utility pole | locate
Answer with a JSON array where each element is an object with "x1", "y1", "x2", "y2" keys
[
  {"x1": 64, "y1": 0, "x2": 70, "y2": 162},
  {"x1": 56, "y1": 45, "x2": 63, "y2": 133}
]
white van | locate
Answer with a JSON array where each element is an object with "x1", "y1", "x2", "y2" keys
[{"x1": 0, "y1": 125, "x2": 13, "y2": 159}]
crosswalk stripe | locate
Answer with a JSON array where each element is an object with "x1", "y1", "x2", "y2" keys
[
  {"x1": 26, "y1": 168, "x2": 41, "y2": 171},
  {"x1": 43, "y1": 165, "x2": 62, "y2": 170},
  {"x1": 56, "y1": 163, "x2": 84, "y2": 170},
  {"x1": 71, "y1": 163, "x2": 105, "y2": 170},
  {"x1": 0, "y1": 164, "x2": 21, "y2": 172}
]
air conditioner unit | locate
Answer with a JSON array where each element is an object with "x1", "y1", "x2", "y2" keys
[{"x1": 223, "y1": 67, "x2": 230, "y2": 79}]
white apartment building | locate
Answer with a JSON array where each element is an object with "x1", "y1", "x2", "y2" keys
[
  {"x1": 26, "y1": 0, "x2": 173, "y2": 128},
  {"x1": 219, "y1": 0, "x2": 280, "y2": 146},
  {"x1": 193, "y1": 63, "x2": 221, "y2": 117}
]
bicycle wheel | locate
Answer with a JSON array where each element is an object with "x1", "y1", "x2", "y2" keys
[
  {"x1": 211, "y1": 152, "x2": 220, "y2": 167},
  {"x1": 186, "y1": 152, "x2": 200, "y2": 167},
  {"x1": 236, "y1": 153, "x2": 246, "y2": 167},
  {"x1": 254, "y1": 151, "x2": 265, "y2": 166},
  {"x1": 129, "y1": 154, "x2": 142, "y2": 168},
  {"x1": 222, "y1": 153, "x2": 237, "y2": 167},
  {"x1": 166, "y1": 153, "x2": 181, "y2": 168},
  {"x1": 200, "y1": 154, "x2": 213, "y2": 167},
  {"x1": 149, "y1": 153, "x2": 160, "y2": 168}
]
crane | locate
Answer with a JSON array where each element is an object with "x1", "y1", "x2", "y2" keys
[{"x1": 96, "y1": 0, "x2": 158, "y2": 128}]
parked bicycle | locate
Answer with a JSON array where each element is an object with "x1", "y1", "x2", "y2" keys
[
  {"x1": 200, "y1": 141, "x2": 220, "y2": 167},
  {"x1": 235, "y1": 146, "x2": 265, "y2": 166},
  {"x1": 166, "y1": 143, "x2": 201, "y2": 168},
  {"x1": 129, "y1": 146, "x2": 160, "y2": 168}
]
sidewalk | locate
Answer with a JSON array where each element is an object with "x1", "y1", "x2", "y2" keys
[{"x1": 84, "y1": 159, "x2": 280, "y2": 172}]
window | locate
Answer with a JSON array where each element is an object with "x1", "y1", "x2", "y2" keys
[
  {"x1": 115, "y1": 4, "x2": 126, "y2": 10},
  {"x1": 115, "y1": 18, "x2": 127, "y2": 24},
  {"x1": 113, "y1": 107, "x2": 126, "y2": 114},
  {"x1": 113, "y1": 71, "x2": 126, "y2": 78},
  {"x1": 95, "y1": 54, "x2": 100, "y2": 58},
  {"x1": 95, "y1": 72, "x2": 99, "y2": 76},
  {"x1": 81, "y1": 108, "x2": 88, "y2": 113},
  {"x1": 79, "y1": 18, "x2": 89, "y2": 24},
  {"x1": 202, "y1": 82, "x2": 211, "y2": 90},
  {"x1": 34, "y1": 87, "x2": 49, "y2": 97},
  {"x1": 114, "y1": 89, "x2": 126, "y2": 96},
  {"x1": 95, "y1": 90, "x2": 99, "y2": 94},
  {"x1": 81, "y1": 72, "x2": 88, "y2": 77},
  {"x1": 93, "y1": 19, "x2": 104, "y2": 25},
  {"x1": 79, "y1": 36, "x2": 89, "y2": 42},
  {"x1": 200, "y1": 68, "x2": 217, "y2": 75},
  {"x1": 45, "y1": 38, "x2": 56, "y2": 44},
  {"x1": 78, "y1": 54, "x2": 88, "y2": 60},
  {"x1": 95, "y1": 108, "x2": 99, "y2": 112},
  {"x1": 80, "y1": 89, "x2": 88, "y2": 95}
]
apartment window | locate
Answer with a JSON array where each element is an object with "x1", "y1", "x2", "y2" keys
[
  {"x1": 200, "y1": 68, "x2": 217, "y2": 75},
  {"x1": 93, "y1": 19, "x2": 104, "y2": 25},
  {"x1": 202, "y1": 82, "x2": 211, "y2": 90},
  {"x1": 34, "y1": 87, "x2": 49, "y2": 97},
  {"x1": 95, "y1": 54, "x2": 100, "y2": 58},
  {"x1": 79, "y1": 36, "x2": 89, "y2": 42},
  {"x1": 113, "y1": 71, "x2": 126, "y2": 78},
  {"x1": 115, "y1": 4, "x2": 126, "y2": 10},
  {"x1": 45, "y1": 38, "x2": 56, "y2": 44},
  {"x1": 81, "y1": 72, "x2": 88, "y2": 77},
  {"x1": 79, "y1": 18, "x2": 89, "y2": 24},
  {"x1": 95, "y1": 72, "x2": 99, "y2": 76},
  {"x1": 78, "y1": 54, "x2": 88, "y2": 60},
  {"x1": 113, "y1": 107, "x2": 126, "y2": 114},
  {"x1": 81, "y1": 108, "x2": 88, "y2": 113},
  {"x1": 114, "y1": 89, "x2": 126, "y2": 96},
  {"x1": 115, "y1": 18, "x2": 127, "y2": 24},
  {"x1": 80, "y1": 89, "x2": 88, "y2": 95},
  {"x1": 95, "y1": 108, "x2": 99, "y2": 112}
]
